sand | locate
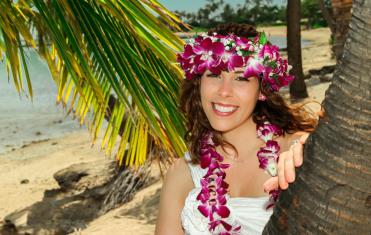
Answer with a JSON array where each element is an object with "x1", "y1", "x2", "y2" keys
[
  {"x1": 0, "y1": 26, "x2": 335, "y2": 234},
  {"x1": 0, "y1": 131, "x2": 105, "y2": 219}
]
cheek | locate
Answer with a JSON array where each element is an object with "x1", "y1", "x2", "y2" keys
[
  {"x1": 200, "y1": 78, "x2": 213, "y2": 107},
  {"x1": 236, "y1": 86, "x2": 260, "y2": 112}
]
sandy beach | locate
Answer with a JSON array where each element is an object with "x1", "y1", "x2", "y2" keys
[{"x1": 0, "y1": 26, "x2": 335, "y2": 235}]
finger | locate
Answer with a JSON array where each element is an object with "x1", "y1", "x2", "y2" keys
[
  {"x1": 263, "y1": 177, "x2": 278, "y2": 192},
  {"x1": 278, "y1": 152, "x2": 288, "y2": 190},
  {"x1": 284, "y1": 157, "x2": 295, "y2": 183},
  {"x1": 299, "y1": 132, "x2": 309, "y2": 144},
  {"x1": 292, "y1": 142, "x2": 303, "y2": 167}
]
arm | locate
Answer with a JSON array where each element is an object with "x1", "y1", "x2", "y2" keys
[
  {"x1": 263, "y1": 132, "x2": 309, "y2": 191},
  {"x1": 155, "y1": 158, "x2": 193, "y2": 235}
]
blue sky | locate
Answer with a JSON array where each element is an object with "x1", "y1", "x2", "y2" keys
[{"x1": 157, "y1": 0, "x2": 286, "y2": 13}]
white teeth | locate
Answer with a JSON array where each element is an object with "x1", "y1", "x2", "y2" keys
[{"x1": 214, "y1": 103, "x2": 237, "y2": 113}]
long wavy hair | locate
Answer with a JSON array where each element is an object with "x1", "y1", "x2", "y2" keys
[{"x1": 179, "y1": 23, "x2": 318, "y2": 164}]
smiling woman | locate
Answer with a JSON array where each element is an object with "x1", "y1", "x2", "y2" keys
[
  {"x1": 155, "y1": 23, "x2": 318, "y2": 235},
  {"x1": 200, "y1": 71, "x2": 260, "y2": 132}
]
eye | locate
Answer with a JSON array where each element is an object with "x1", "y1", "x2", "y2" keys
[
  {"x1": 235, "y1": 76, "x2": 249, "y2": 81},
  {"x1": 207, "y1": 73, "x2": 220, "y2": 78}
]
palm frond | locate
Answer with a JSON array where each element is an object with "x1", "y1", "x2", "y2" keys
[
  {"x1": 0, "y1": 0, "x2": 188, "y2": 166},
  {"x1": 0, "y1": 0, "x2": 36, "y2": 98}
]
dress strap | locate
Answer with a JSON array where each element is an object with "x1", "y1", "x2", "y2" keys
[{"x1": 184, "y1": 152, "x2": 206, "y2": 188}]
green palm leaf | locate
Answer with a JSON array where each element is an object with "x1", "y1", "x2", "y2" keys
[{"x1": 0, "y1": 0, "x2": 189, "y2": 166}]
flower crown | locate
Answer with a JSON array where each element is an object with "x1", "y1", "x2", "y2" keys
[{"x1": 177, "y1": 32, "x2": 295, "y2": 92}]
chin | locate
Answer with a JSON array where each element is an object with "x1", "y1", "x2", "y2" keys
[{"x1": 209, "y1": 121, "x2": 239, "y2": 133}]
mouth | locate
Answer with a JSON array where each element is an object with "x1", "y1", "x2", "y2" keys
[{"x1": 212, "y1": 102, "x2": 239, "y2": 116}]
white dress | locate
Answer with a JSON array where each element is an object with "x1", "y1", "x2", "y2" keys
[{"x1": 181, "y1": 152, "x2": 273, "y2": 235}]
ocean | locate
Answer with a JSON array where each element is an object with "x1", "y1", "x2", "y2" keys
[{"x1": 0, "y1": 50, "x2": 83, "y2": 155}]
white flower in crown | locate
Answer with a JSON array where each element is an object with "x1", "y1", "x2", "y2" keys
[{"x1": 211, "y1": 37, "x2": 219, "y2": 42}]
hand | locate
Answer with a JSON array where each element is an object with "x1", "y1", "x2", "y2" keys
[{"x1": 263, "y1": 133, "x2": 309, "y2": 192}]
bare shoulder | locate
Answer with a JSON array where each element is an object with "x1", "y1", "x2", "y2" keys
[
  {"x1": 163, "y1": 157, "x2": 194, "y2": 195},
  {"x1": 155, "y1": 156, "x2": 194, "y2": 235}
]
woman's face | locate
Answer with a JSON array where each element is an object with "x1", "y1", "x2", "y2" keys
[{"x1": 200, "y1": 68, "x2": 260, "y2": 133}]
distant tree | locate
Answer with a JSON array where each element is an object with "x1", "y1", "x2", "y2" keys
[
  {"x1": 220, "y1": 4, "x2": 236, "y2": 23},
  {"x1": 287, "y1": 0, "x2": 308, "y2": 100},
  {"x1": 176, "y1": 0, "x2": 288, "y2": 29},
  {"x1": 275, "y1": 6, "x2": 286, "y2": 23},
  {"x1": 242, "y1": 0, "x2": 273, "y2": 24},
  {"x1": 318, "y1": 0, "x2": 334, "y2": 31},
  {"x1": 301, "y1": 0, "x2": 328, "y2": 29},
  {"x1": 196, "y1": 0, "x2": 224, "y2": 28},
  {"x1": 255, "y1": 5, "x2": 283, "y2": 25}
]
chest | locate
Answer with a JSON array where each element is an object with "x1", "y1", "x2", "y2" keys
[
  {"x1": 219, "y1": 137, "x2": 291, "y2": 198},
  {"x1": 223, "y1": 157, "x2": 271, "y2": 198}
]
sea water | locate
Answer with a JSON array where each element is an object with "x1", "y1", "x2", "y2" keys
[{"x1": 0, "y1": 49, "x2": 83, "y2": 155}]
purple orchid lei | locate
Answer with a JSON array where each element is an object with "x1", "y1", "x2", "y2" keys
[
  {"x1": 256, "y1": 121, "x2": 283, "y2": 209},
  {"x1": 197, "y1": 121, "x2": 283, "y2": 234},
  {"x1": 177, "y1": 32, "x2": 294, "y2": 92},
  {"x1": 198, "y1": 132, "x2": 242, "y2": 234}
]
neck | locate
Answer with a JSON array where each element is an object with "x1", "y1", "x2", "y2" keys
[{"x1": 219, "y1": 117, "x2": 261, "y2": 159}]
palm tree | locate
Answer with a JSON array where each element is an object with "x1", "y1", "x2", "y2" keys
[
  {"x1": 331, "y1": 0, "x2": 353, "y2": 61},
  {"x1": 263, "y1": 0, "x2": 371, "y2": 233},
  {"x1": 0, "y1": 0, "x2": 187, "y2": 167},
  {"x1": 287, "y1": 0, "x2": 308, "y2": 100},
  {"x1": 319, "y1": 0, "x2": 353, "y2": 61}
]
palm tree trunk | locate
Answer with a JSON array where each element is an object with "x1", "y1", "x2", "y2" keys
[
  {"x1": 287, "y1": 0, "x2": 309, "y2": 100},
  {"x1": 263, "y1": 0, "x2": 371, "y2": 233},
  {"x1": 318, "y1": 0, "x2": 335, "y2": 34},
  {"x1": 331, "y1": 0, "x2": 353, "y2": 61}
]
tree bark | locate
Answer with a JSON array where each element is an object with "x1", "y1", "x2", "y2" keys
[
  {"x1": 287, "y1": 0, "x2": 308, "y2": 100},
  {"x1": 263, "y1": 0, "x2": 371, "y2": 233},
  {"x1": 318, "y1": 0, "x2": 335, "y2": 34},
  {"x1": 331, "y1": 0, "x2": 353, "y2": 61}
]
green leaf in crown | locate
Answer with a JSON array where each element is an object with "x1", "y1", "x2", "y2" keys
[{"x1": 259, "y1": 32, "x2": 268, "y2": 45}]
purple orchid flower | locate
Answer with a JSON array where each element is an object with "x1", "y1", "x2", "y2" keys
[
  {"x1": 258, "y1": 44, "x2": 280, "y2": 60},
  {"x1": 225, "y1": 54, "x2": 244, "y2": 72},
  {"x1": 193, "y1": 37, "x2": 225, "y2": 74},
  {"x1": 257, "y1": 141, "x2": 279, "y2": 160},
  {"x1": 209, "y1": 219, "x2": 232, "y2": 232},
  {"x1": 198, "y1": 202, "x2": 231, "y2": 220},
  {"x1": 235, "y1": 37, "x2": 254, "y2": 51},
  {"x1": 266, "y1": 188, "x2": 281, "y2": 209},
  {"x1": 257, "y1": 154, "x2": 269, "y2": 169},
  {"x1": 265, "y1": 140, "x2": 280, "y2": 154},
  {"x1": 257, "y1": 122, "x2": 283, "y2": 141},
  {"x1": 243, "y1": 57, "x2": 265, "y2": 78}
]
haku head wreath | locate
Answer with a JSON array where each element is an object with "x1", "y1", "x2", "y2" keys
[{"x1": 176, "y1": 32, "x2": 295, "y2": 92}]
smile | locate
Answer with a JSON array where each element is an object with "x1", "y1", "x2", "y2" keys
[{"x1": 212, "y1": 102, "x2": 239, "y2": 116}]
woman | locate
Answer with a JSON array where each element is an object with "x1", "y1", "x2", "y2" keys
[{"x1": 155, "y1": 23, "x2": 317, "y2": 235}]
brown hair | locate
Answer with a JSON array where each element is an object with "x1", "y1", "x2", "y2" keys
[{"x1": 180, "y1": 23, "x2": 318, "y2": 163}]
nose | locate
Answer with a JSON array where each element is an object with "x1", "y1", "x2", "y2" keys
[{"x1": 218, "y1": 75, "x2": 233, "y2": 98}]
